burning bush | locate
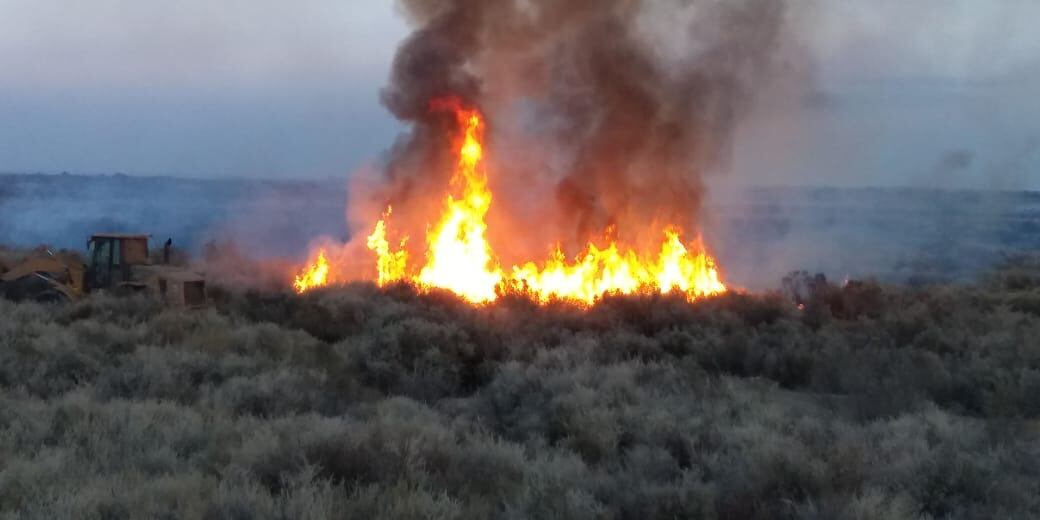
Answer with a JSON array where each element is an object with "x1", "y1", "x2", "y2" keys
[{"x1": 288, "y1": 0, "x2": 811, "y2": 306}]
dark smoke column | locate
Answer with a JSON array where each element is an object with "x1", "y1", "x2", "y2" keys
[{"x1": 376, "y1": 0, "x2": 798, "y2": 250}]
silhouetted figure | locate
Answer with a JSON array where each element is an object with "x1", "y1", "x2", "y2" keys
[{"x1": 163, "y1": 238, "x2": 172, "y2": 264}]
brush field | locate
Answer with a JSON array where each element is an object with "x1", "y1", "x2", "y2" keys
[{"x1": 2, "y1": 258, "x2": 1040, "y2": 519}]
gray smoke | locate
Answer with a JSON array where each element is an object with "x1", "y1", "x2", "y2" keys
[{"x1": 371, "y1": 0, "x2": 802, "y2": 256}]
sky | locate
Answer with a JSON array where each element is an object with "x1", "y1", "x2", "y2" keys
[{"x1": 0, "y1": 0, "x2": 1038, "y2": 188}]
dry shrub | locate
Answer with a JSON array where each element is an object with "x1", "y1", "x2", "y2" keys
[{"x1": 3, "y1": 261, "x2": 1040, "y2": 518}]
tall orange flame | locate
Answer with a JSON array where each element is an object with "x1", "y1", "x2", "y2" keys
[
  {"x1": 413, "y1": 108, "x2": 503, "y2": 303},
  {"x1": 366, "y1": 206, "x2": 409, "y2": 286},
  {"x1": 295, "y1": 102, "x2": 727, "y2": 304}
]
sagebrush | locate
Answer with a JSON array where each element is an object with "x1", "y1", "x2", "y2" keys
[{"x1": 2, "y1": 263, "x2": 1040, "y2": 519}]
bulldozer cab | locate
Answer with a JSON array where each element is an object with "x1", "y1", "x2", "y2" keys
[{"x1": 87, "y1": 233, "x2": 150, "y2": 290}]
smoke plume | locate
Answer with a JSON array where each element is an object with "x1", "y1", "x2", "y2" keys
[{"x1": 361, "y1": 0, "x2": 802, "y2": 263}]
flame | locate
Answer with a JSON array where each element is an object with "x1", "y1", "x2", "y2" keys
[
  {"x1": 413, "y1": 107, "x2": 503, "y2": 303},
  {"x1": 511, "y1": 229, "x2": 725, "y2": 304},
  {"x1": 293, "y1": 249, "x2": 330, "y2": 293},
  {"x1": 296, "y1": 101, "x2": 727, "y2": 305},
  {"x1": 366, "y1": 207, "x2": 409, "y2": 286}
]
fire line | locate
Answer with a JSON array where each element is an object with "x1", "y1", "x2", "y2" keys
[{"x1": 294, "y1": 101, "x2": 726, "y2": 305}]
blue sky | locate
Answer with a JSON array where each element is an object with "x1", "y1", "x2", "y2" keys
[{"x1": 0, "y1": 0, "x2": 1037, "y2": 188}]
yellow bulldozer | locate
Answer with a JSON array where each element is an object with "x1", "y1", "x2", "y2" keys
[{"x1": 0, "y1": 233, "x2": 206, "y2": 307}]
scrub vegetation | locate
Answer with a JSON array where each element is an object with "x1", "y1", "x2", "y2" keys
[{"x1": 2, "y1": 255, "x2": 1040, "y2": 519}]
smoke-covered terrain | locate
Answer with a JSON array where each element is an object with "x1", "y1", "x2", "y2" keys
[
  {"x1": 706, "y1": 185, "x2": 1040, "y2": 288},
  {"x1": 2, "y1": 260, "x2": 1040, "y2": 518},
  {"x1": 2, "y1": 173, "x2": 1038, "y2": 288},
  {"x1": 0, "y1": 173, "x2": 349, "y2": 259}
]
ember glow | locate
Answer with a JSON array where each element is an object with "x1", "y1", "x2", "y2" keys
[{"x1": 294, "y1": 102, "x2": 727, "y2": 304}]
